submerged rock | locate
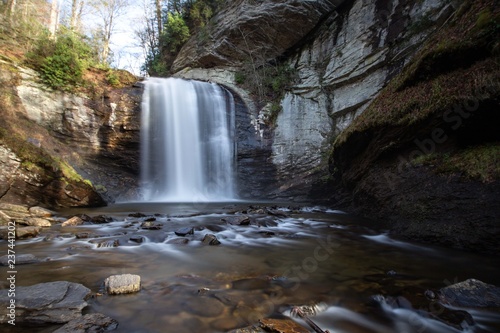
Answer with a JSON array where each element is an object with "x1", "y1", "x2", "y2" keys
[
  {"x1": 53, "y1": 313, "x2": 118, "y2": 332},
  {"x1": 104, "y1": 274, "x2": 141, "y2": 295},
  {"x1": 0, "y1": 253, "x2": 39, "y2": 266},
  {"x1": 0, "y1": 281, "x2": 90, "y2": 324}
]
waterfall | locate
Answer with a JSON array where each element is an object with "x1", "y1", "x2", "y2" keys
[{"x1": 140, "y1": 77, "x2": 236, "y2": 202}]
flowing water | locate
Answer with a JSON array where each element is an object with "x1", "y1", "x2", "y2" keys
[
  {"x1": 2, "y1": 202, "x2": 500, "y2": 333},
  {"x1": 140, "y1": 78, "x2": 236, "y2": 202}
]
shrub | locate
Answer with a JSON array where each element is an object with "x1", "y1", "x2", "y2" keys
[{"x1": 27, "y1": 27, "x2": 96, "y2": 91}]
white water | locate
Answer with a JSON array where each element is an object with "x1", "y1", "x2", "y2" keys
[{"x1": 140, "y1": 77, "x2": 236, "y2": 202}]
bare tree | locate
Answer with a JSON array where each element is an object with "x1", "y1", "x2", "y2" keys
[{"x1": 89, "y1": 0, "x2": 129, "y2": 63}]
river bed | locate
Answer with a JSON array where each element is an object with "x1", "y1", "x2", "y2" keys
[{"x1": 2, "y1": 202, "x2": 500, "y2": 333}]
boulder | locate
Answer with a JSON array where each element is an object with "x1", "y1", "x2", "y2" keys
[
  {"x1": 53, "y1": 313, "x2": 118, "y2": 332},
  {"x1": 23, "y1": 217, "x2": 52, "y2": 227},
  {"x1": 61, "y1": 216, "x2": 84, "y2": 227},
  {"x1": 439, "y1": 279, "x2": 500, "y2": 308},
  {"x1": 29, "y1": 206, "x2": 55, "y2": 218},
  {"x1": 104, "y1": 274, "x2": 141, "y2": 295},
  {"x1": 0, "y1": 281, "x2": 90, "y2": 324},
  {"x1": 16, "y1": 226, "x2": 41, "y2": 239}
]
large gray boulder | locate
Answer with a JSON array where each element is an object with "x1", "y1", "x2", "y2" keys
[{"x1": 0, "y1": 281, "x2": 91, "y2": 324}]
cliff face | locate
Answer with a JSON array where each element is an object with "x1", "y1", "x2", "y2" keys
[
  {"x1": 0, "y1": 60, "x2": 142, "y2": 207},
  {"x1": 175, "y1": 0, "x2": 457, "y2": 199},
  {"x1": 175, "y1": 0, "x2": 500, "y2": 253}
]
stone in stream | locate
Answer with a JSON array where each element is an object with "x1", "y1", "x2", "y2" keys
[
  {"x1": 91, "y1": 215, "x2": 114, "y2": 224},
  {"x1": 129, "y1": 235, "x2": 145, "y2": 243},
  {"x1": 53, "y1": 313, "x2": 118, "y2": 332},
  {"x1": 16, "y1": 226, "x2": 41, "y2": 238},
  {"x1": 175, "y1": 227, "x2": 194, "y2": 236},
  {"x1": 29, "y1": 206, "x2": 55, "y2": 218},
  {"x1": 22, "y1": 217, "x2": 52, "y2": 227},
  {"x1": 222, "y1": 215, "x2": 251, "y2": 226},
  {"x1": 61, "y1": 216, "x2": 84, "y2": 227},
  {"x1": 0, "y1": 253, "x2": 40, "y2": 266},
  {"x1": 104, "y1": 274, "x2": 141, "y2": 295},
  {"x1": 140, "y1": 221, "x2": 162, "y2": 229},
  {"x1": 167, "y1": 238, "x2": 190, "y2": 245},
  {"x1": 259, "y1": 318, "x2": 309, "y2": 333},
  {"x1": 201, "y1": 233, "x2": 221, "y2": 245},
  {"x1": 0, "y1": 281, "x2": 91, "y2": 324},
  {"x1": 90, "y1": 239, "x2": 120, "y2": 248},
  {"x1": 439, "y1": 278, "x2": 500, "y2": 308}
]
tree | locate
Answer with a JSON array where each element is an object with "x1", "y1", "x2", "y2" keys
[
  {"x1": 162, "y1": 11, "x2": 190, "y2": 54},
  {"x1": 88, "y1": 0, "x2": 129, "y2": 64},
  {"x1": 69, "y1": 0, "x2": 85, "y2": 31}
]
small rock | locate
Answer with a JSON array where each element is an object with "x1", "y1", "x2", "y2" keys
[
  {"x1": 16, "y1": 226, "x2": 41, "y2": 239},
  {"x1": 202, "y1": 234, "x2": 221, "y2": 245},
  {"x1": 61, "y1": 216, "x2": 84, "y2": 227},
  {"x1": 90, "y1": 239, "x2": 119, "y2": 248},
  {"x1": 75, "y1": 232, "x2": 92, "y2": 239},
  {"x1": 267, "y1": 209, "x2": 289, "y2": 218},
  {"x1": 0, "y1": 253, "x2": 39, "y2": 266},
  {"x1": 104, "y1": 274, "x2": 141, "y2": 295},
  {"x1": 175, "y1": 227, "x2": 194, "y2": 236},
  {"x1": 129, "y1": 236, "x2": 145, "y2": 243},
  {"x1": 128, "y1": 212, "x2": 146, "y2": 218},
  {"x1": 28, "y1": 206, "x2": 55, "y2": 218},
  {"x1": 23, "y1": 217, "x2": 52, "y2": 227},
  {"x1": 140, "y1": 221, "x2": 162, "y2": 230},
  {"x1": 222, "y1": 216, "x2": 251, "y2": 226},
  {"x1": 167, "y1": 238, "x2": 190, "y2": 245},
  {"x1": 144, "y1": 217, "x2": 156, "y2": 222},
  {"x1": 91, "y1": 215, "x2": 113, "y2": 224},
  {"x1": 53, "y1": 313, "x2": 118, "y2": 332},
  {"x1": 259, "y1": 318, "x2": 309, "y2": 333}
]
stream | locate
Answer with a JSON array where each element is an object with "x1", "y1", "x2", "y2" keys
[{"x1": 2, "y1": 202, "x2": 500, "y2": 333}]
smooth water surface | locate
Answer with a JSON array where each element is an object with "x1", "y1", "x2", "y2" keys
[{"x1": 2, "y1": 202, "x2": 500, "y2": 333}]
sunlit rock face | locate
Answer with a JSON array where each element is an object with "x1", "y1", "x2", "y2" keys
[{"x1": 11, "y1": 67, "x2": 142, "y2": 204}]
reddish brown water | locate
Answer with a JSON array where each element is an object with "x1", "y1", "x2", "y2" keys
[{"x1": 2, "y1": 202, "x2": 500, "y2": 333}]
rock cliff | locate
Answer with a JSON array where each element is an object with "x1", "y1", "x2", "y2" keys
[
  {"x1": 175, "y1": 0, "x2": 457, "y2": 199},
  {"x1": 0, "y1": 59, "x2": 142, "y2": 208},
  {"x1": 174, "y1": 0, "x2": 500, "y2": 252}
]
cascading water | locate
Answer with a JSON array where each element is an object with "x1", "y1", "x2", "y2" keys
[{"x1": 140, "y1": 77, "x2": 236, "y2": 202}]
